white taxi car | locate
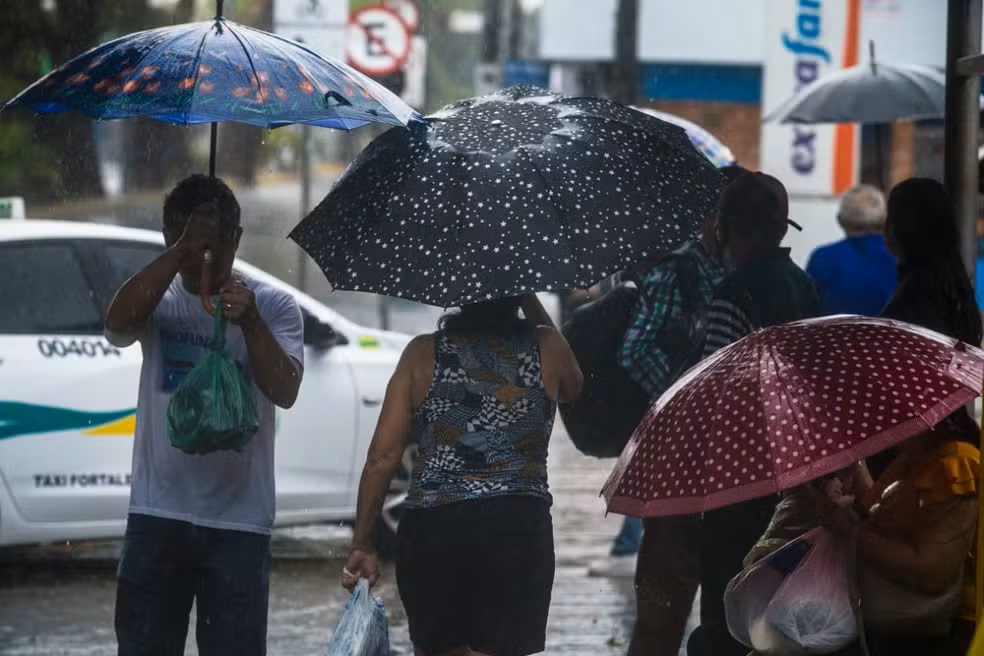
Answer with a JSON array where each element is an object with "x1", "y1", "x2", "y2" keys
[{"x1": 0, "y1": 219, "x2": 412, "y2": 551}]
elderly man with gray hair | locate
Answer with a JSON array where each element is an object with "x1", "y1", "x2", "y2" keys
[{"x1": 806, "y1": 184, "x2": 897, "y2": 316}]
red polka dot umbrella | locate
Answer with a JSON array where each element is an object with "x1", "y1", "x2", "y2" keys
[{"x1": 602, "y1": 316, "x2": 984, "y2": 517}]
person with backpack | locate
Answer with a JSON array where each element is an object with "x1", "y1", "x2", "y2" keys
[
  {"x1": 687, "y1": 172, "x2": 820, "y2": 656},
  {"x1": 601, "y1": 166, "x2": 749, "y2": 654}
]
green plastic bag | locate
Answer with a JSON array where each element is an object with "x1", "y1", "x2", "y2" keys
[{"x1": 166, "y1": 298, "x2": 259, "y2": 455}]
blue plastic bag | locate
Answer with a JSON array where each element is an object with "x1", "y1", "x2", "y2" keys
[{"x1": 325, "y1": 579, "x2": 390, "y2": 656}]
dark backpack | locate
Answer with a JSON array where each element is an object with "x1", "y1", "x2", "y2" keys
[{"x1": 560, "y1": 254, "x2": 704, "y2": 458}]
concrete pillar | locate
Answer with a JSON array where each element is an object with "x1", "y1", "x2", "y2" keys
[{"x1": 944, "y1": 0, "x2": 982, "y2": 277}]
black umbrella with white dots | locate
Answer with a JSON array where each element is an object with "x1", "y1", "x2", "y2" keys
[{"x1": 289, "y1": 85, "x2": 724, "y2": 307}]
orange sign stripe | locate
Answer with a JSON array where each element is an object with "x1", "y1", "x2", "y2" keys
[{"x1": 833, "y1": 0, "x2": 861, "y2": 194}]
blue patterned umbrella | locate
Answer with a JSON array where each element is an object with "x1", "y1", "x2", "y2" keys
[{"x1": 4, "y1": 2, "x2": 416, "y2": 175}]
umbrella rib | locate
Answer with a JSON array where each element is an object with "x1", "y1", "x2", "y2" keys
[
  {"x1": 181, "y1": 22, "x2": 219, "y2": 122},
  {"x1": 898, "y1": 68, "x2": 944, "y2": 118},
  {"x1": 246, "y1": 26, "x2": 352, "y2": 128},
  {"x1": 520, "y1": 153, "x2": 583, "y2": 286},
  {"x1": 251, "y1": 23, "x2": 411, "y2": 126},
  {"x1": 441, "y1": 151, "x2": 498, "y2": 306},
  {"x1": 765, "y1": 342, "x2": 819, "y2": 489},
  {"x1": 96, "y1": 26, "x2": 196, "y2": 121},
  {"x1": 569, "y1": 111, "x2": 701, "y2": 163},
  {"x1": 224, "y1": 21, "x2": 274, "y2": 127}
]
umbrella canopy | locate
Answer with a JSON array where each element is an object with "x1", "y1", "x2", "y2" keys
[
  {"x1": 602, "y1": 316, "x2": 984, "y2": 517},
  {"x1": 631, "y1": 106, "x2": 736, "y2": 168},
  {"x1": 290, "y1": 85, "x2": 724, "y2": 307},
  {"x1": 4, "y1": 18, "x2": 414, "y2": 130},
  {"x1": 764, "y1": 60, "x2": 979, "y2": 125}
]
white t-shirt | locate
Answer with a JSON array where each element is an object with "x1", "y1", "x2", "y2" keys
[{"x1": 107, "y1": 276, "x2": 304, "y2": 535}]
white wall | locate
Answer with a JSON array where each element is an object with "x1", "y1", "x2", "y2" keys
[
  {"x1": 540, "y1": 0, "x2": 617, "y2": 61},
  {"x1": 637, "y1": 0, "x2": 766, "y2": 64},
  {"x1": 860, "y1": 0, "x2": 947, "y2": 67},
  {"x1": 539, "y1": 0, "x2": 950, "y2": 67}
]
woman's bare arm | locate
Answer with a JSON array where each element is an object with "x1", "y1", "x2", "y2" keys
[
  {"x1": 521, "y1": 294, "x2": 556, "y2": 329},
  {"x1": 537, "y1": 326, "x2": 583, "y2": 403},
  {"x1": 349, "y1": 337, "x2": 428, "y2": 553},
  {"x1": 859, "y1": 497, "x2": 976, "y2": 595}
]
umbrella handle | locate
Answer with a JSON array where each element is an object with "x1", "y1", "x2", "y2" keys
[{"x1": 200, "y1": 249, "x2": 215, "y2": 315}]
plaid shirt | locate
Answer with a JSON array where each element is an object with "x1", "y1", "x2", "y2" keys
[{"x1": 620, "y1": 239, "x2": 725, "y2": 399}]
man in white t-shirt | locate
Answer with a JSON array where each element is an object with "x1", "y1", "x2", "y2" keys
[{"x1": 104, "y1": 175, "x2": 304, "y2": 656}]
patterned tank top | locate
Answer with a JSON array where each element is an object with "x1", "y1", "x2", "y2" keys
[{"x1": 406, "y1": 329, "x2": 556, "y2": 509}]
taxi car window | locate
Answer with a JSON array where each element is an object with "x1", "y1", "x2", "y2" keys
[
  {"x1": 0, "y1": 242, "x2": 103, "y2": 335},
  {"x1": 100, "y1": 241, "x2": 166, "y2": 294}
]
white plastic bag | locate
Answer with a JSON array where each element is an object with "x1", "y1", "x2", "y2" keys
[
  {"x1": 325, "y1": 579, "x2": 390, "y2": 656},
  {"x1": 725, "y1": 527, "x2": 857, "y2": 655}
]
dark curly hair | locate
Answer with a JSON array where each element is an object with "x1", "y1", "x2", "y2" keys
[{"x1": 163, "y1": 174, "x2": 241, "y2": 234}]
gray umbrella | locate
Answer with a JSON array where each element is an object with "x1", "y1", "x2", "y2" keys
[
  {"x1": 764, "y1": 61, "x2": 952, "y2": 125},
  {"x1": 763, "y1": 42, "x2": 981, "y2": 125},
  {"x1": 765, "y1": 42, "x2": 984, "y2": 187}
]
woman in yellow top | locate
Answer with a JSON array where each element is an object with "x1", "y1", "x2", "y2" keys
[
  {"x1": 833, "y1": 178, "x2": 981, "y2": 655},
  {"x1": 823, "y1": 410, "x2": 979, "y2": 656},
  {"x1": 751, "y1": 179, "x2": 982, "y2": 655}
]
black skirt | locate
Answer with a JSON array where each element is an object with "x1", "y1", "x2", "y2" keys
[{"x1": 396, "y1": 495, "x2": 555, "y2": 656}]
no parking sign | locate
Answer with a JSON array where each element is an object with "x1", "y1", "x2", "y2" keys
[
  {"x1": 346, "y1": 6, "x2": 412, "y2": 77},
  {"x1": 382, "y1": 0, "x2": 420, "y2": 33}
]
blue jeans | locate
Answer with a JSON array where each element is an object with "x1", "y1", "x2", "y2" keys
[
  {"x1": 115, "y1": 514, "x2": 271, "y2": 656},
  {"x1": 611, "y1": 516, "x2": 643, "y2": 557}
]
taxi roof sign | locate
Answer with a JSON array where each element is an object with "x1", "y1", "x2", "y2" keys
[{"x1": 0, "y1": 197, "x2": 25, "y2": 220}]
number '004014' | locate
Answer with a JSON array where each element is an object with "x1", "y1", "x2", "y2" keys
[{"x1": 37, "y1": 339, "x2": 121, "y2": 358}]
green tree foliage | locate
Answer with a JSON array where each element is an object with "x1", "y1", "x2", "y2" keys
[{"x1": 0, "y1": 0, "x2": 202, "y2": 202}]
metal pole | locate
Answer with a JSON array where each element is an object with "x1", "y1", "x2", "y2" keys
[
  {"x1": 506, "y1": 0, "x2": 521, "y2": 61},
  {"x1": 378, "y1": 296, "x2": 391, "y2": 330},
  {"x1": 298, "y1": 123, "x2": 312, "y2": 291},
  {"x1": 208, "y1": 0, "x2": 223, "y2": 178},
  {"x1": 612, "y1": 0, "x2": 640, "y2": 105},
  {"x1": 944, "y1": 0, "x2": 982, "y2": 278},
  {"x1": 873, "y1": 124, "x2": 886, "y2": 190},
  {"x1": 482, "y1": 0, "x2": 502, "y2": 65}
]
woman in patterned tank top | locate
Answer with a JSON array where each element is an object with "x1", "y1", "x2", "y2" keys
[{"x1": 342, "y1": 294, "x2": 582, "y2": 656}]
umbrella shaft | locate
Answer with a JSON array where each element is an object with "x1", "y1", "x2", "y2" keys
[{"x1": 209, "y1": 123, "x2": 218, "y2": 178}]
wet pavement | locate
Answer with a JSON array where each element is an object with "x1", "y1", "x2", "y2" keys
[{"x1": 0, "y1": 432, "x2": 693, "y2": 656}]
